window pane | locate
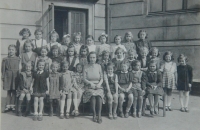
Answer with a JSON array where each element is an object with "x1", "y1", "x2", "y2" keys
[
  {"x1": 187, "y1": 0, "x2": 200, "y2": 9},
  {"x1": 150, "y1": 0, "x2": 163, "y2": 12},
  {"x1": 166, "y1": 0, "x2": 183, "y2": 10}
]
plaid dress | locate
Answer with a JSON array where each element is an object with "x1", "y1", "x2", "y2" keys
[{"x1": 161, "y1": 62, "x2": 177, "y2": 89}]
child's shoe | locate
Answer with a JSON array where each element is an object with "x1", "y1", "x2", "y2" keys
[
  {"x1": 168, "y1": 106, "x2": 173, "y2": 111},
  {"x1": 2, "y1": 106, "x2": 10, "y2": 113},
  {"x1": 180, "y1": 107, "x2": 185, "y2": 112},
  {"x1": 108, "y1": 113, "x2": 113, "y2": 120},
  {"x1": 132, "y1": 112, "x2": 136, "y2": 118},
  {"x1": 185, "y1": 107, "x2": 189, "y2": 113},
  {"x1": 10, "y1": 105, "x2": 16, "y2": 112},
  {"x1": 119, "y1": 112, "x2": 124, "y2": 118},
  {"x1": 138, "y1": 112, "x2": 141, "y2": 118},
  {"x1": 165, "y1": 106, "x2": 169, "y2": 111},
  {"x1": 97, "y1": 117, "x2": 102, "y2": 124},
  {"x1": 66, "y1": 112, "x2": 70, "y2": 119},
  {"x1": 124, "y1": 112, "x2": 129, "y2": 118},
  {"x1": 154, "y1": 110, "x2": 158, "y2": 115},
  {"x1": 33, "y1": 114, "x2": 38, "y2": 121},
  {"x1": 60, "y1": 113, "x2": 64, "y2": 119},
  {"x1": 113, "y1": 113, "x2": 117, "y2": 120},
  {"x1": 38, "y1": 115, "x2": 43, "y2": 121},
  {"x1": 74, "y1": 110, "x2": 79, "y2": 116},
  {"x1": 93, "y1": 116, "x2": 97, "y2": 122}
]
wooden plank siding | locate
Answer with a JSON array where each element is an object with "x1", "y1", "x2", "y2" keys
[{"x1": 110, "y1": 0, "x2": 200, "y2": 79}]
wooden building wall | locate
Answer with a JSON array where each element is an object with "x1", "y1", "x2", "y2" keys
[{"x1": 109, "y1": 0, "x2": 200, "y2": 79}]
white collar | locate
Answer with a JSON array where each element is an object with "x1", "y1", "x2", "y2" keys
[
  {"x1": 116, "y1": 57, "x2": 124, "y2": 61},
  {"x1": 107, "y1": 73, "x2": 114, "y2": 77},
  {"x1": 121, "y1": 71, "x2": 128, "y2": 74},
  {"x1": 37, "y1": 70, "x2": 44, "y2": 74}
]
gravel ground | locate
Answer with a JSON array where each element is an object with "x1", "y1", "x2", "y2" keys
[{"x1": 1, "y1": 91, "x2": 200, "y2": 130}]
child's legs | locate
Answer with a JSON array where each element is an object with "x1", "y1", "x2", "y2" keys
[
  {"x1": 126, "y1": 93, "x2": 133, "y2": 112},
  {"x1": 167, "y1": 89, "x2": 172, "y2": 106},
  {"x1": 6, "y1": 90, "x2": 12, "y2": 106},
  {"x1": 10, "y1": 90, "x2": 16, "y2": 105},
  {"x1": 148, "y1": 94, "x2": 153, "y2": 109},
  {"x1": 96, "y1": 96, "x2": 103, "y2": 118},
  {"x1": 49, "y1": 99, "x2": 53, "y2": 111},
  {"x1": 72, "y1": 92, "x2": 78, "y2": 111},
  {"x1": 66, "y1": 93, "x2": 72, "y2": 113},
  {"x1": 113, "y1": 93, "x2": 118, "y2": 114},
  {"x1": 90, "y1": 96, "x2": 96, "y2": 116},
  {"x1": 34, "y1": 97, "x2": 39, "y2": 114},
  {"x1": 132, "y1": 90, "x2": 138, "y2": 113},
  {"x1": 38, "y1": 97, "x2": 44, "y2": 115},
  {"x1": 154, "y1": 94, "x2": 159, "y2": 109},
  {"x1": 118, "y1": 93, "x2": 125, "y2": 112},
  {"x1": 60, "y1": 95, "x2": 66, "y2": 114},
  {"x1": 179, "y1": 91, "x2": 184, "y2": 108},
  {"x1": 19, "y1": 93, "x2": 25, "y2": 101},
  {"x1": 107, "y1": 93, "x2": 113, "y2": 114},
  {"x1": 77, "y1": 90, "x2": 83, "y2": 107},
  {"x1": 138, "y1": 95, "x2": 143, "y2": 112},
  {"x1": 26, "y1": 93, "x2": 31, "y2": 101},
  {"x1": 184, "y1": 91, "x2": 190, "y2": 108},
  {"x1": 18, "y1": 93, "x2": 25, "y2": 111}
]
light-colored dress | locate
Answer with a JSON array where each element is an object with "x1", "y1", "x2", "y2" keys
[
  {"x1": 72, "y1": 72, "x2": 85, "y2": 94},
  {"x1": 87, "y1": 44, "x2": 97, "y2": 53},
  {"x1": 73, "y1": 43, "x2": 82, "y2": 55},
  {"x1": 49, "y1": 72, "x2": 60, "y2": 99},
  {"x1": 60, "y1": 45, "x2": 68, "y2": 56},
  {"x1": 47, "y1": 42, "x2": 61, "y2": 51},
  {"x1": 16, "y1": 38, "x2": 29, "y2": 56},
  {"x1": 97, "y1": 44, "x2": 112, "y2": 56},
  {"x1": 123, "y1": 42, "x2": 136, "y2": 52},
  {"x1": 113, "y1": 44, "x2": 127, "y2": 53},
  {"x1": 21, "y1": 52, "x2": 38, "y2": 71},
  {"x1": 60, "y1": 71, "x2": 74, "y2": 94},
  {"x1": 160, "y1": 62, "x2": 177, "y2": 89},
  {"x1": 83, "y1": 64, "x2": 105, "y2": 103}
]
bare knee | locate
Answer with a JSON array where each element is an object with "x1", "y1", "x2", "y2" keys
[
  {"x1": 128, "y1": 94, "x2": 133, "y2": 101},
  {"x1": 19, "y1": 94, "x2": 25, "y2": 101}
]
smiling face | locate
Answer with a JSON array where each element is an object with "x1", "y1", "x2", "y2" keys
[
  {"x1": 68, "y1": 47, "x2": 75, "y2": 56},
  {"x1": 140, "y1": 51, "x2": 148, "y2": 58},
  {"x1": 51, "y1": 34, "x2": 57, "y2": 42},
  {"x1": 76, "y1": 64, "x2": 83, "y2": 73},
  {"x1": 165, "y1": 55, "x2": 171, "y2": 62},
  {"x1": 100, "y1": 36, "x2": 107, "y2": 44},
  {"x1": 52, "y1": 49, "x2": 58, "y2": 57},
  {"x1": 75, "y1": 36, "x2": 81, "y2": 43},
  {"x1": 126, "y1": 34, "x2": 132, "y2": 42},
  {"x1": 107, "y1": 66, "x2": 114, "y2": 75},
  {"x1": 22, "y1": 31, "x2": 29, "y2": 39},
  {"x1": 86, "y1": 37, "x2": 94, "y2": 46},
  {"x1": 151, "y1": 50, "x2": 158, "y2": 58},
  {"x1": 38, "y1": 62, "x2": 45, "y2": 71},
  {"x1": 41, "y1": 49, "x2": 48, "y2": 57},
  {"x1": 51, "y1": 64, "x2": 59, "y2": 73},
  {"x1": 115, "y1": 36, "x2": 121, "y2": 45},
  {"x1": 179, "y1": 58, "x2": 186, "y2": 66},
  {"x1": 149, "y1": 63, "x2": 156, "y2": 72},
  {"x1": 121, "y1": 64, "x2": 128, "y2": 72},
  {"x1": 8, "y1": 46, "x2": 16, "y2": 57},
  {"x1": 25, "y1": 43, "x2": 32, "y2": 52},
  {"x1": 62, "y1": 63, "x2": 69, "y2": 72},
  {"x1": 25, "y1": 64, "x2": 32, "y2": 72},
  {"x1": 129, "y1": 52, "x2": 136, "y2": 60},
  {"x1": 132, "y1": 62, "x2": 141, "y2": 71},
  {"x1": 89, "y1": 53, "x2": 96, "y2": 64},
  {"x1": 63, "y1": 37, "x2": 71, "y2": 45},
  {"x1": 35, "y1": 31, "x2": 42, "y2": 40},
  {"x1": 140, "y1": 32, "x2": 146, "y2": 40}
]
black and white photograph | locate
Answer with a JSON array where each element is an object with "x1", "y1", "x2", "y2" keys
[{"x1": 1, "y1": 0, "x2": 200, "y2": 130}]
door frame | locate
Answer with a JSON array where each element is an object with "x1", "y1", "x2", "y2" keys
[{"x1": 43, "y1": 1, "x2": 95, "y2": 37}]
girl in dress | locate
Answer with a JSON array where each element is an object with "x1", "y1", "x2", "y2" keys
[
  {"x1": 17, "y1": 61, "x2": 33, "y2": 117},
  {"x1": 50, "y1": 45, "x2": 64, "y2": 71},
  {"x1": 97, "y1": 33, "x2": 112, "y2": 60},
  {"x1": 117, "y1": 62, "x2": 133, "y2": 118},
  {"x1": 60, "y1": 34, "x2": 71, "y2": 56},
  {"x1": 146, "y1": 61, "x2": 164, "y2": 115},
  {"x1": 123, "y1": 31, "x2": 136, "y2": 52},
  {"x1": 99, "y1": 50, "x2": 112, "y2": 72},
  {"x1": 34, "y1": 46, "x2": 52, "y2": 72},
  {"x1": 112, "y1": 47, "x2": 126, "y2": 73},
  {"x1": 137, "y1": 47, "x2": 150, "y2": 72},
  {"x1": 135, "y1": 30, "x2": 152, "y2": 54},
  {"x1": 125, "y1": 49, "x2": 138, "y2": 72},
  {"x1": 21, "y1": 40, "x2": 37, "y2": 72},
  {"x1": 79, "y1": 45, "x2": 89, "y2": 66},
  {"x1": 177, "y1": 54, "x2": 193, "y2": 112},
  {"x1": 48, "y1": 62, "x2": 60, "y2": 117},
  {"x1": 83, "y1": 52, "x2": 104, "y2": 124},
  {"x1": 149, "y1": 47, "x2": 161, "y2": 69},
  {"x1": 16, "y1": 28, "x2": 31, "y2": 57},
  {"x1": 104, "y1": 63, "x2": 118, "y2": 120},
  {"x1": 47, "y1": 30, "x2": 61, "y2": 53},
  {"x1": 71, "y1": 63, "x2": 85, "y2": 116},
  {"x1": 32, "y1": 59, "x2": 49, "y2": 121},
  {"x1": 130, "y1": 60, "x2": 146, "y2": 118},
  {"x1": 112, "y1": 35, "x2": 127, "y2": 58},
  {"x1": 2, "y1": 45, "x2": 21, "y2": 112},
  {"x1": 160, "y1": 51, "x2": 177, "y2": 111},
  {"x1": 59, "y1": 61, "x2": 74, "y2": 119},
  {"x1": 32, "y1": 29, "x2": 47, "y2": 55},
  {"x1": 72, "y1": 32, "x2": 82, "y2": 55},
  {"x1": 86, "y1": 35, "x2": 96, "y2": 53},
  {"x1": 66, "y1": 45, "x2": 79, "y2": 72}
]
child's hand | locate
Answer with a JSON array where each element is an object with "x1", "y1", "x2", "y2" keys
[
  {"x1": 90, "y1": 83, "x2": 96, "y2": 89},
  {"x1": 189, "y1": 83, "x2": 192, "y2": 88},
  {"x1": 142, "y1": 90, "x2": 145, "y2": 95},
  {"x1": 125, "y1": 88, "x2": 129, "y2": 93}
]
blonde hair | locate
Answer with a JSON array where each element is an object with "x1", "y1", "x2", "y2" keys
[{"x1": 123, "y1": 31, "x2": 133, "y2": 42}]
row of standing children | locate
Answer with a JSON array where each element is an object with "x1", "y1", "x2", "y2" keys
[{"x1": 2, "y1": 28, "x2": 193, "y2": 123}]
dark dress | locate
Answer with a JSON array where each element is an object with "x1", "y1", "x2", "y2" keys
[
  {"x1": 18, "y1": 72, "x2": 33, "y2": 95},
  {"x1": 117, "y1": 72, "x2": 131, "y2": 94},
  {"x1": 146, "y1": 70, "x2": 164, "y2": 95},
  {"x1": 49, "y1": 72, "x2": 60, "y2": 99},
  {"x1": 32, "y1": 71, "x2": 49, "y2": 97},
  {"x1": 107, "y1": 74, "x2": 117, "y2": 94},
  {"x1": 112, "y1": 58, "x2": 126, "y2": 73},
  {"x1": 177, "y1": 65, "x2": 193, "y2": 91},
  {"x1": 135, "y1": 39, "x2": 152, "y2": 54},
  {"x1": 1, "y1": 56, "x2": 20, "y2": 90}
]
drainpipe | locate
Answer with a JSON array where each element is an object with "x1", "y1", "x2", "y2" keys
[{"x1": 105, "y1": 0, "x2": 110, "y2": 43}]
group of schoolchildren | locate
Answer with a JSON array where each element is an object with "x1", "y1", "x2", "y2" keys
[{"x1": 1, "y1": 28, "x2": 193, "y2": 123}]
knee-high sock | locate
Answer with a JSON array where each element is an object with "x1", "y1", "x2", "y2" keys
[
  {"x1": 107, "y1": 97, "x2": 112, "y2": 114},
  {"x1": 66, "y1": 99, "x2": 72, "y2": 113},
  {"x1": 118, "y1": 96, "x2": 124, "y2": 112},
  {"x1": 6, "y1": 91, "x2": 11, "y2": 106},
  {"x1": 179, "y1": 92, "x2": 184, "y2": 108},
  {"x1": 73, "y1": 98, "x2": 78, "y2": 111},
  {"x1": 167, "y1": 96, "x2": 172, "y2": 107},
  {"x1": 133, "y1": 97, "x2": 138, "y2": 113},
  {"x1": 148, "y1": 94, "x2": 153, "y2": 110},
  {"x1": 60, "y1": 100, "x2": 65, "y2": 114},
  {"x1": 184, "y1": 92, "x2": 189, "y2": 108},
  {"x1": 34, "y1": 98, "x2": 38, "y2": 115},
  {"x1": 126, "y1": 96, "x2": 133, "y2": 112},
  {"x1": 138, "y1": 96, "x2": 143, "y2": 112},
  {"x1": 39, "y1": 98, "x2": 44, "y2": 115},
  {"x1": 154, "y1": 95, "x2": 159, "y2": 110}
]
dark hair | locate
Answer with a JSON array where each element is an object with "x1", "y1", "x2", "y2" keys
[
  {"x1": 115, "y1": 47, "x2": 125, "y2": 55},
  {"x1": 40, "y1": 46, "x2": 48, "y2": 52},
  {"x1": 102, "y1": 50, "x2": 111, "y2": 60},
  {"x1": 177, "y1": 54, "x2": 188, "y2": 63},
  {"x1": 148, "y1": 60, "x2": 157, "y2": 68},
  {"x1": 19, "y1": 28, "x2": 31, "y2": 37},
  {"x1": 163, "y1": 51, "x2": 174, "y2": 61},
  {"x1": 61, "y1": 60, "x2": 69, "y2": 68},
  {"x1": 137, "y1": 30, "x2": 148, "y2": 39},
  {"x1": 34, "y1": 28, "x2": 43, "y2": 35},
  {"x1": 87, "y1": 51, "x2": 98, "y2": 63},
  {"x1": 75, "y1": 63, "x2": 83, "y2": 73},
  {"x1": 98, "y1": 33, "x2": 108, "y2": 42},
  {"x1": 8, "y1": 44, "x2": 17, "y2": 55},
  {"x1": 106, "y1": 62, "x2": 114, "y2": 70},
  {"x1": 149, "y1": 47, "x2": 160, "y2": 57},
  {"x1": 73, "y1": 32, "x2": 82, "y2": 43},
  {"x1": 131, "y1": 60, "x2": 141, "y2": 67},
  {"x1": 23, "y1": 39, "x2": 34, "y2": 51},
  {"x1": 51, "y1": 61, "x2": 59, "y2": 69},
  {"x1": 37, "y1": 59, "x2": 45, "y2": 67},
  {"x1": 123, "y1": 32, "x2": 133, "y2": 42},
  {"x1": 66, "y1": 45, "x2": 77, "y2": 58},
  {"x1": 86, "y1": 35, "x2": 94, "y2": 41},
  {"x1": 79, "y1": 45, "x2": 89, "y2": 56},
  {"x1": 114, "y1": 35, "x2": 122, "y2": 42}
]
